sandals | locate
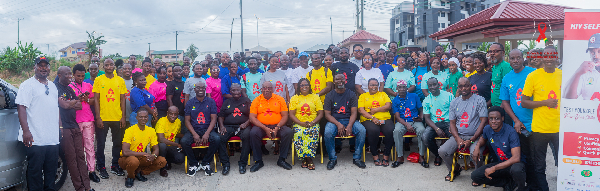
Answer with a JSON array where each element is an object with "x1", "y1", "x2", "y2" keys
[
  {"x1": 273, "y1": 142, "x2": 280, "y2": 155},
  {"x1": 301, "y1": 160, "x2": 308, "y2": 168},
  {"x1": 419, "y1": 160, "x2": 429, "y2": 168},
  {"x1": 434, "y1": 156, "x2": 443, "y2": 166},
  {"x1": 307, "y1": 163, "x2": 315, "y2": 170},
  {"x1": 472, "y1": 181, "x2": 481, "y2": 187},
  {"x1": 373, "y1": 159, "x2": 382, "y2": 166},
  {"x1": 381, "y1": 159, "x2": 389, "y2": 167}
]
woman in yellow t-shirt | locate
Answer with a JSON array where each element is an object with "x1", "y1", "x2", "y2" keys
[
  {"x1": 358, "y1": 78, "x2": 394, "y2": 167},
  {"x1": 289, "y1": 78, "x2": 323, "y2": 170}
]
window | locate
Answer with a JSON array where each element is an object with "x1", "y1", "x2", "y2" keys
[
  {"x1": 441, "y1": 12, "x2": 445, "y2": 17},
  {"x1": 441, "y1": 1, "x2": 445, "y2": 6},
  {"x1": 442, "y1": 23, "x2": 446, "y2": 28},
  {"x1": 171, "y1": 56, "x2": 177, "y2": 58},
  {"x1": 481, "y1": 5, "x2": 485, "y2": 10},
  {"x1": 72, "y1": 51, "x2": 76, "y2": 54}
]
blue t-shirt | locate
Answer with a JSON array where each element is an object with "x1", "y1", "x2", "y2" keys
[
  {"x1": 219, "y1": 66, "x2": 247, "y2": 79},
  {"x1": 499, "y1": 67, "x2": 535, "y2": 131},
  {"x1": 240, "y1": 68, "x2": 265, "y2": 74},
  {"x1": 482, "y1": 123, "x2": 524, "y2": 162},
  {"x1": 83, "y1": 79, "x2": 94, "y2": 86},
  {"x1": 221, "y1": 74, "x2": 241, "y2": 96},
  {"x1": 201, "y1": 74, "x2": 210, "y2": 80},
  {"x1": 184, "y1": 97, "x2": 218, "y2": 131},
  {"x1": 392, "y1": 93, "x2": 422, "y2": 122},
  {"x1": 376, "y1": 63, "x2": 395, "y2": 82},
  {"x1": 130, "y1": 87, "x2": 155, "y2": 113},
  {"x1": 412, "y1": 66, "x2": 429, "y2": 100}
]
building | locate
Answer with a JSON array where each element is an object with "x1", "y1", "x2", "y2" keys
[
  {"x1": 390, "y1": 1, "x2": 415, "y2": 47},
  {"x1": 304, "y1": 44, "x2": 330, "y2": 54},
  {"x1": 244, "y1": 45, "x2": 273, "y2": 56},
  {"x1": 147, "y1": 50, "x2": 184, "y2": 63},
  {"x1": 411, "y1": 0, "x2": 500, "y2": 52},
  {"x1": 338, "y1": 30, "x2": 387, "y2": 52},
  {"x1": 59, "y1": 42, "x2": 102, "y2": 60}
]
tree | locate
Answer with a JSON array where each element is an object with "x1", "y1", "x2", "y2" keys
[
  {"x1": 185, "y1": 43, "x2": 199, "y2": 61},
  {"x1": 85, "y1": 31, "x2": 107, "y2": 64},
  {"x1": 477, "y1": 42, "x2": 491, "y2": 52}
]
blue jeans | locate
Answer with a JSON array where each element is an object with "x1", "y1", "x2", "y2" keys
[
  {"x1": 129, "y1": 111, "x2": 153, "y2": 127},
  {"x1": 324, "y1": 119, "x2": 366, "y2": 160}
]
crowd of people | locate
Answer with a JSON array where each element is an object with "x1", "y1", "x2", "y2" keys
[{"x1": 17, "y1": 41, "x2": 566, "y2": 191}]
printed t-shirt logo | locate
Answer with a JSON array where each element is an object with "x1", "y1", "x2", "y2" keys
[
  {"x1": 588, "y1": 77, "x2": 595, "y2": 85},
  {"x1": 337, "y1": 106, "x2": 346, "y2": 114},
  {"x1": 180, "y1": 92, "x2": 185, "y2": 103},
  {"x1": 496, "y1": 148, "x2": 508, "y2": 161},
  {"x1": 471, "y1": 85, "x2": 478, "y2": 94},
  {"x1": 491, "y1": 82, "x2": 496, "y2": 93},
  {"x1": 275, "y1": 81, "x2": 284, "y2": 92},
  {"x1": 314, "y1": 79, "x2": 321, "y2": 92},
  {"x1": 126, "y1": 89, "x2": 131, "y2": 101},
  {"x1": 264, "y1": 108, "x2": 273, "y2": 116},
  {"x1": 371, "y1": 101, "x2": 380, "y2": 109},
  {"x1": 417, "y1": 75, "x2": 423, "y2": 85},
  {"x1": 438, "y1": 82, "x2": 443, "y2": 90},
  {"x1": 435, "y1": 109, "x2": 445, "y2": 121},
  {"x1": 591, "y1": 92, "x2": 600, "y2": 101},
  {"x1": 300, "y1": 103, "x2": 311, "y2": 116},
  {"x1": 459, "y1": 112, "x2": 469, "y2": 128},
  {"x1": 136, "y1": 143, "x2": 144, "y2": 152},
  {"x1": 516, "y1": 88, "x2": 523, "y2": 106},
  {"x1": 168, "y1": 133, "x2": 175, "y2": 141},
  {"x1": 253, "y1": 83, "x2": 260, "y2": 94},
  {"x1": 233, "y1": 108, "x2": 242, "y2": 117},
  {"x1": 106, "y1": 88, "x2": 116, "y2": 102},
  {"x1": 548, "y1": 90, "x2": 558, "y2": 109},
  {"x1": 404, "y1": 108, "x2": 411, "y2": 118},
  {"x1": 197, "y1": 112, "x2": 205, "y2": 123}
]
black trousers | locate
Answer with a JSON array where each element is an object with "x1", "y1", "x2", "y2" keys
[
  {"x1": 26, "y1": 144, "x2": 59, "y2": 191},
  {"x1": 181, "y1": 128, "x2": 221, "y2": 166},
  {"x1": 158, "y1": 143, "x2": 185, "y2": 165},
  {"x1": 362, "y1": 119, "x2": 394, "y2": 157},
  {"x1": 471, "y1": 162, "x2": 526, "y2": 191},
  {"x1": 422, "y1": 122, "x2": 451, "y2": 158},
  {"x1": 530, "y1": 132, "x2": 559, "y2": 191},
  {"x1": 95, "y1": 121, "x2": 124, "y2": 168},
  {"x1": 218, "y1": 125, "x2": 252, "y2": 166},
  {"x1": 519, "y1": 133, "x2": 536, "y2": 189},
  {"x1": 250, "y1": 125, "x2": 293, "y2": 162}
]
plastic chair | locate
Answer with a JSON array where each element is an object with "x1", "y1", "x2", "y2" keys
[
  {"x1": 184, "y1": 143, "x2": 217, "y2": 173},
  {"x1": 363, "y1": 132, "x2": 395, "y2": 162},
  {"x1": 391, "y1": 132, "x2": 417, "y2": 161},
  {"x1": 450, "y1": 148, "x2": 490, "y2": 188},
  {"x1": 226, "y1": 136, "x2": 251, "y2": 165},
  {"x1": 426, "y1": 137, "x2": 450, "y2": 163},
  {"x1": 291, "y1": 135, "x2": 323, "y2": 165}
]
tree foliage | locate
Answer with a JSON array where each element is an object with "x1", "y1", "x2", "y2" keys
[
  {"x1": 85, "y1": 31, "x2": 107, "y2": 63},
  {"x1": 477, "y1": 42, "x2": 491, "y2": 52},
  {"x1": 0, "y1": 42, "x2": 44, "y2": 72},
  {"x1": 185, "y1": 43, "x2": 199, "y2": 61}
]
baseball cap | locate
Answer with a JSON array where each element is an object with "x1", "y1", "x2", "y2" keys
[
  {"x1": 587, "y1": 33, "x2": 600, "y2": 53},
  {"x1": 35, "y1": 56, "x2": 49, "y2": 65},
  {"x1": 298, "y1": 52, "x2": 309, "y2": 58}
]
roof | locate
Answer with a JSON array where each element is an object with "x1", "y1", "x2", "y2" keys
[
  {"x1": 429, "y1": 0, "x2": 575, "y2": 39},
  {"x1": 59, "y1": 42, "x2": 86, "y2": 52},
  {"x1": 304, "y1": 44, "x2": 330, "y2": 52},
  {"x1": 151, "y1": 50, "x2": 184, "y2": 55},
  {"x1": 248, "y1": 45, "x2": 271, "y2": 52},
  {"x1": 339, "y1": 30, "x2": 387, "y2": 45}
]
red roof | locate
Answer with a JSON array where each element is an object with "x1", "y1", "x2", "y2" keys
[
  {"x1": 339, "y1": 30, "x2": 387, "y2": 45},
  {"x1": 429, "y1": 0, "x2": 575, "y2": 39}
]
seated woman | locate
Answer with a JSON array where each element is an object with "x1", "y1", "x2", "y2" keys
[
  {"x1": 130, "y1": 72, "x2": 158, "y2": 126},
  {"x1": 289, "y1": 78, "x2": 324, "y2": 170},
  {"x1": 358, "y1": 78, "x2": 394, "y2": 166},
  {"x1": 217, "y1": 83, "x2": 252, "y2": 175}
]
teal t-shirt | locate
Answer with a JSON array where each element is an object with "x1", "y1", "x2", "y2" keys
[
  {"x1": 420, "y1": 71, "x2": 449, "y2": 92},
  {"x1": 447, "y1": 70, "x2": 464, "y2": 96},
  {"x1": 241, "y1": 72, "x2": 263, "y2": 101},
  {"x1": 84, "y1": 71, "x2": 105, "y2": 80},
  {"x1": 491, "y1": 60, "x2": 512, "y2": 106},
  {"x1": 384, "y1": 70, "x2": 415, "y2": 99},
  {"x1": 422, "y1": 90, "x2": 454, "y2": 123}
]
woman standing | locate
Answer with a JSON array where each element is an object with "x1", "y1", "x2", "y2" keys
[
  {"x1": 374, "y1": 49, "x2": 394, "y2": 81},
  {"x1": 420, "y1": 57, "x2": 449, "y2": 97},
  {"x1": 289, "y1": 78, "x2": 323, "y2": 170},
  {"x1": 385, "y1": 56, "x2": 416, "y2": 99},
  {"x1": 206, "y1": 64, "x2": 223, "y2": 111},
  {"x1": 130, "y1": 72, "x2": 157, "y2": 126},
  {"x1": 148, "y1": 66, "x2": 169, "y2": 119},
  {"x1": 467, "y1": 53, "x2": 492, "y2": 106},
  {"x1": 412, "y1": 52, "x2": 430, "y2": 100},
  {"x1": 166, "y1": 65, "x2": 174, "y2": 82},
  {"x1": 355, "y1": 53, "x2": 384, "y2": 94},
  {"x1": 358, "y1": 78, "x2": 394, "y2": 167}
]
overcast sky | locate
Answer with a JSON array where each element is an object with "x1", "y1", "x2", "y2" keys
[{"x1": 0, "y1": 0, "x2": 597, "y2": 57}]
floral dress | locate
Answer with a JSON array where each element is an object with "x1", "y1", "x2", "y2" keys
[{"x1": 289, "y1": 94, "x2": 323, "y2": 158}]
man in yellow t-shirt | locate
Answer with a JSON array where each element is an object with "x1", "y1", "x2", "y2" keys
[
  {"x1": 92, "y1": 58, "x2": 128, "y2": 178},
  {"x1": 306, "y1": 53, "x2": 333, "y2": 103},
  {"x1": 155, "y1": 106, "x2": 184, "y2": 177},
  {"x1": 521, "y1": 46, "x2": 561, "y2": 191},
  {"x1": 119, "y1": 109, "x2": 166, "y2": 188},
  {"x1": 142, "y1": 59, "x2": 156, "y2": 90}
]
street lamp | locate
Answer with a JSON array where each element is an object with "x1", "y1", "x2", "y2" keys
[{"x1": 254, "y1": 14, "x2": 259, "y2": 46}]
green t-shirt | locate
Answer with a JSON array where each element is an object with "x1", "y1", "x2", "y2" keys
[
  {"x1": 384, "y1": 70, "x2": 415, "y2": 99},
  {"x1": 447, "y1": 70, "x2": 464, "y2": 96},
  {"x1": 84, "y1": 71, "x2": 106, "y2": 80},
  {"x1": 422, "y1": 90, "x2": 454, "y2": 123},
  {"x1": 420, "y1": 71, "x2": 449, "y2": 93},
  {"x1": 241, "y1": 72, "x2": 263, "y2": 101},
  {"x1": 491, "y1": 60, "x2": 512, "y2": 106}
]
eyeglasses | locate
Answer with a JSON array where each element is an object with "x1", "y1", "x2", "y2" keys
[
  {"x1": 45, "y1": 84, "x2": 49, "y2": 95},
  {"x1": 354, "y1": 50, "x2": 363, "y2": 52},
  {"x1": 488, "y1": 50, "x2": 503, "y2": 54},
  {"x1": 362, "y1": 58, "x2": 372, "y2": 62},
  {"x1": 299, "y1": 84, "x2": 310, "y2": 87}
]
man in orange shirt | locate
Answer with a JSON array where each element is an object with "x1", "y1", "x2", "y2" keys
[{"x1": 248, "y1": 81, "x2": 293, "y2": 172}]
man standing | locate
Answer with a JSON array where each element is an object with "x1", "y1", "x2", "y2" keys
[
  {"x1": 261, "y1": 56, "x2": 290, "y2": 102},
  {"x1": 56, "y1": 66, "x2": 94, "y2": 191},
  {"x1": 122, "y1": 63, "x2": 133, "y2": 129},
  {"x1": 349, "y1": 44, "x2": 364, "y2": 68},
  {"x1": 292, "y1": 52, "x2": 314, "y2": 87},
  {"x1": 93, "y1": 58, "x2": 127, "y2": 178},
  {"x1": 331, "y1": 48, "x2": 360, "y2": 93},
  {"x1": 183, "y1": 62, "x2": 207, "y2": 106},
  {"x1": 219, "y1": 53, "x2": 232, "y2": 78},
  {"x1": 85, "y1": 62, "x2": 101, "y2": 85},
  {"x1": 181, "y1": 81, "x2": 220, "y2": 176},
  {"x1": 332, "y1": 47, "x2": 341, "y2": 62},
  {"x1": 306, "y1": 53, "x2": 333, "y2": 103},
  {"x1": 248, "y1": 82, "x2": 293, "y2": 172},
  {"x1": 167, "y1": 64, "x2": 186, "y2": 120},
  {"x1": 438, "y1": 77, "x2": 488, "y2": 182},
  {"x1": 323, "y1": 74, "x2": 367, "y2": 170},
  {"x1": 16, "y1": 57, "x2": 61, "y2": 191},
  {"x1": 85, "y1": 56, "x2": 104, "y2": 80},
  {"x1": 421, "y1": 78, "x2": 455, "y2": 168},
  {"x1": 153, "y1": 58, "x2": 163, "y2": 70},
  {"x1": 488, "y1": 43, "x2": 513, "y2": 107},
  {"x1": 435, "y1": 45, "x2": 444, "y2": 58},
  {"x1": 129, "y1": 55, "x2": 143, "y2": 74},
  {"x1": 242, "y1": 57, "x2": 263, "y2": 101},
  {"x1": 142, "y1": 58, "x2": 156, "y2": 90},
  {"x1": 279, "y1": 55, "x2": 295, "y2": 97},
  {"x1": 222, "y1": 61, "x2": 243, "y2": 99},
  {"x1": 521, "y1": 46, "x2": 562, "y2": 191}
]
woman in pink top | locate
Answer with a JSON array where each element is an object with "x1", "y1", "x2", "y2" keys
[
  {"x1": 68, "y1": 64, "x2": 100, "y2": 181},
  {"x1": 149, "y1": 66, "x2": 169, "y2": 118},
  {"x1": 206, "y1": 64, "x2": 223, "y2": 111}
]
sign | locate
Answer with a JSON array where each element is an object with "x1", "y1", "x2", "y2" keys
[{"x1": 558, "y1": 9, "x2": 600, "y2": 191}]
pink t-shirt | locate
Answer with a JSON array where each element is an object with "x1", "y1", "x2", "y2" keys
[
  {"x1": 69, "y1": 82, "x2": 95, "y2": 123},
  {"x1": 148, "y1": 80, "x2": 167, "y2": 102},
  {"x1": 205, "y1": 77, "x2": 223, "y2": 111},
  {"x1": 132, "y1": 68, "x2": 143, "y2": 74}
]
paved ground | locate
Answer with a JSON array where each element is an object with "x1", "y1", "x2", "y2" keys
[{"x1": 60, "y1": 133, "x2": 557, "y2": 191}]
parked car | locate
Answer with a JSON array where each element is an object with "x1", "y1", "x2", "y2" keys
[{"x1": 0, "y1": 78, "x2": 67, "y2": 191}]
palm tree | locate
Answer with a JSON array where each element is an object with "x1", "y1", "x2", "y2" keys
[
  {"x1": 185, "y1": 43, "x2": 199, "y2": 61},
  {"x1": 85, "y1": 31, "x2": 107, "y2": 64}
]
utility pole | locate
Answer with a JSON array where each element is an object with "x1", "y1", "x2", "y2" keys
[
  {"x1": 240, "y1": 0, "x2": 244, "y2": 52},
  {"x1": 254, "y1": 14, "x2": 259, "y2": 46},
  {"x1": 330, "y1": 17, "x2": 333, "y2": 44},
  {"x1": 175, "y1": 31, "x2": 178, "y2": 62},
  {"x1": 46, "y1": 44, "x2": 49, "y2": 54},
  {"x1": 17, "y1": 18, "x2": 24, "y2": 45},
  {"x1": 356, "y1": 0, "x2": 359, "y2": 31},
  {"x1": 360, "y1": 0, "x2": 364, "y2": 30},
  {"x1": 148, "y1": 43, "x2": 151, "y2": 58}
]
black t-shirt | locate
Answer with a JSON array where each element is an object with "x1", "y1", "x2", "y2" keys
[
  {"x1": 167, "y1": 80, "x2": 185, "y2": 116},
  {"x1": 468, "y1": 71, "x2": 492, "y2": 102},
  {"x1": 218, "y1": 97, "x2": 251, "y2": 125},
  {"x1": 331, "y1": 61, "x2": 359, "y2": 92},
  {"x1": 55, "y1": 80, "x2": 78, "y2": 129},
  {"x1": 323, "y1": 89, "x2": 358, "y2": 120}
]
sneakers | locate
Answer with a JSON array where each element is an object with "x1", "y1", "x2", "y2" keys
[
  {"x1": 110, "y1": 166, "x2": 125, "y2": 176},
  {"x1": 187, "y1": 163, "x2": 199, "y2": 177},
  {"x1": 200, "y1": 164, "x2": 214, "y2": 176},
  {"x1": 96, "y1": 167, "x2": 109, "y2": 179},
  {"x1": 353, "y1": 159, "x2": 366, "y2": 169}
]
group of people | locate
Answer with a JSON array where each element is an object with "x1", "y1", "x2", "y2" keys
[{"x1": 17, "y1": 39, "x2": 573, "y2": 191}]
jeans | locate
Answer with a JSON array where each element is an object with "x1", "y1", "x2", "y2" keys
[
  {"x1": 471, "y1": 162, "x2": 526, "y2": 191},
  {"x1": 422, "y1": 122, "x2": 451, "y2": 158},
  {"x1": 530, "y1": 132, "x2": 559, "y2": 191},
  {"x1": 323, "y1": 119, "x2": 366, "y2": 160},
  {"x1": 62, "y1": 128, "x2": 91, "y2": 191},
  {"x1": 25, "y1": 144, "x2": 59, "y2": 191},
  {"x1": 130, "y1": 111, "x2": 153, "y2": 127},
  {"x1": 393, "y1": 121, "x2": 426, "y2": 157},
  {"x1": 250, "y1": 125, "x2": 293, "y2": 162},
  {"x1": 362, "y1": 119, "x2": 395, "y2": 157},
  {"x1": 181, "y1": 128, "x2": 221, "y2": 166},
  {"x1": 158, "y1": 143, "x2": 185, "y2": 165},
  {"x1": 95, "y1": 121, "x2": 124, "y2": 168}
]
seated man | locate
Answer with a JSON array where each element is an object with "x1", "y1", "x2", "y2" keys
[
  {"x1": 439, "y1": 77, "x2": 488, "y2": 183},
  {"x1": 181, "y1": 81, "x2": 220, "y2": 176},
  {"x1": 156, "y1": 106, "x2": 186, "y2": 177},
  {"x1": 248, "y1": 81, "x2": 294, "y2": 172},
  {"x1": 391, "y1": 80, "x2": 425, "y2": 168},
  {"x1": 471, "y1": 106, "x2": 525, "y2": 191},
  {"x1": 323, "y1": 74, "x2": 367, "y2": 170},
  {"x1": 119, "y1": 108, "x2": 166, "y2": 188},
  {"x1": 421, "y1": 78, "x2": 455, "y2": 167},
  {"x1": 217, "y1": 83, "x2": 252, "y2": 175}
]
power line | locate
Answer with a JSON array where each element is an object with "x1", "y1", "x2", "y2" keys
[{"x1": 187, "y1": 0, "x2": 236, "y2": 35}]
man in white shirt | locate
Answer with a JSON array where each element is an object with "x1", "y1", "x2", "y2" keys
[
  {"x1": 292, "y1": 52, "x2": 313, "y2": 91},
  {"x1": 564, "y1": 33, "x2": 600, "y2": 101}
]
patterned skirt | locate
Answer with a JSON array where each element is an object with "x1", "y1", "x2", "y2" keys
[{"x1": 293, "y1": 123, "x2": 320, "y2": 159}]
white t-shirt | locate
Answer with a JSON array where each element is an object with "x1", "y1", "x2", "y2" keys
[
  {"x1": 292, "y1": 66, "x2": 314, "y2": 85},
  {"x1": 15, "y1": 77, "x2": 60, "y2": 146},
  {"x1": 355, "y1": 68, "x2": 384, "y2": 93},
  {"x1": 350, "y1": 57, "x2": 362, "y2": 68},
  {"x1": 577, "y1": 69, "x2": 600, "y2": 101},
  {"x1": 281, "y1": 69, "x2": 295, "y2": 97},
  {"x1": 124, "y1": 78, "x2": 133, "y2": 121}
]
